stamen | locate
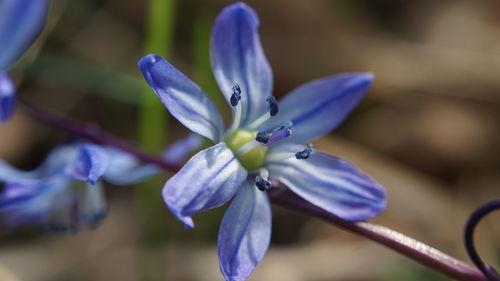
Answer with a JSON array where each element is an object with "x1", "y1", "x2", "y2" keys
[
  {"x1": 245, "y1": 96, "x2": 280, "y2": 130},
  {"x1": 255, "y1": 121, "x2": 293, "y2": 145},
  {"x1": 235, "y1": 139, "x2": 260, "y2": 157},
  {"x1": 271, "y1": 121, "x2": 292, "y2": 132},
  {"x1": 265, "y1": 144, "x2": 313, "y2": 162},
  {"x1": 255, "y1": 132, "x2": 271, "y2": 144},
  {"x1": 295, "y1": 144, "x2": 313, "y2": 159},
  {"x1": 265, "y1": 152, "x2": 293, "y2": 163},
  {"x1": 259, "y1": 168, "x2": 269, "y2": 180},
  {"x1": 226, "y1": 84, "x2": 243, "y2": 135},
  {"x1": 230, "y1": 84, "x2": 241, "y2": 107},
  {"x1": 266, "y1": 96, "x2": 279, "y2": 116},
  {"x1": 255, "y1": 176, "x2": 272, "y2": 191},
  {"x1": 267, "y1": 129, "x2": 291, "y2": 145}
]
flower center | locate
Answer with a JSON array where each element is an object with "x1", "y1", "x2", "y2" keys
[{"x1": 225, "y1": 129, "x2": 267, "y2": 171}]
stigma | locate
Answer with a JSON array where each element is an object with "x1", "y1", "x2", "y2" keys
[{"x1": 226, "y1": 129, "x2": 268, "y2": 171}]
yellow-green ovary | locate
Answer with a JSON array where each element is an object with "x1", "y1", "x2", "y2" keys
[{"x1": 225, "y1": 130, "x2": 267, "y2": 171}]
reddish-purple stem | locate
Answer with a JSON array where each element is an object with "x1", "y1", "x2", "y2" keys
[
  {"x1": 268, "y1": 188, "x2": 488, "y2": 281},
  {"x1": 18, "y1": 98, "x2": 181, "y2": 172},
  {"x1": 18, "y1": 99, "x2": 487, "y2": 281}
]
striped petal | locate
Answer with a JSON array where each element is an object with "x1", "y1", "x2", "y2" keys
[
  {"x1": 218, "y1": 180, "x2": 271, "y2": 281},
  {"x1": 68, "y1": 144, "x2": 109, "y2": 184},
  {"x1": 103, "y1": 147, "x2": 160, "y2": 186},
  {"x1": 211, "y1": 2, "x2": 273, "y2": 127},
  {"x1": 0, "y1": 0, "x2": 50, "y2": 69},
  {"x1": 0, "y1": 73, "x2": 15, "y2": 122},
  {"x1": 76, "y1": 182, "x2": 107, "y2": 228},
  {"x1": 163, "y1": 142, "x2": 247, "y2": 228},
  {"x1": 266, "y1": 144, "x2": 385, "y2": 221},
  {"x1": 139, "y1": 54, "x2": 224, "y2": 142},
  {"x1": 162, "y1": 133, "x2": 203, "y2": 165},
  {"x1": 259, "y1": 73, "x2": 373, "y2": 144}
]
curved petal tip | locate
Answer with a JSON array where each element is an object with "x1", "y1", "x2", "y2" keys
[
  {"x1": 0, "y1": 74, "x2": 15, "y2": 123},
  {"x1": 220, "y1": 2, "x2": 258, "y2": 23},
  {"x1": 138, "y1": 54, "x2": 160, "y2": 69},
  {"x1": 69, "y1": 144, "x2": 109, "y2": 184},
  {"x1": 356, "y1": 72, "x2": 374, "y2": 85}
]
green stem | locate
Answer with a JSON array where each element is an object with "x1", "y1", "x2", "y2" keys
[
  {"x1": 137, "y1": 1, "x2": 176, "y2": 280},
  {"x1": 192, "y1": 13, "x2": 225, "y2": 113},
  {"x1": 140, "y1": 0, "x2": 175, "y2": 152}
]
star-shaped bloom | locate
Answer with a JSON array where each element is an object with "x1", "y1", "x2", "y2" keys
[
  {"x1": 0, "y1": 0, "x2": 50, "y2": 122},
  {"x1": 0, "y1": 143, "x2": 160, "y2": 232},
  {"x1": 139, "y1": 2, "x2": 386, "y2": 280}
]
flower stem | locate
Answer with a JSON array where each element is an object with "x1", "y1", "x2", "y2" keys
[
  {"x1": 268, "y1": 188, "x2": 488, "y2": 281},
  {"x1": 18, "y1": 97, "x2": 180, "y2": 172},
  {"x1": 464, "y1": 200, "x2": 500, "y2": 281},
  {"x1": 140, "y1": 0, "x2": 175, "y2": 152},
  {"x1": 138, "y1": 1, "x2": 176, "y2": 279},
  {"x1": 19, "y1": 99, "x2": 488, "y2": 281}
]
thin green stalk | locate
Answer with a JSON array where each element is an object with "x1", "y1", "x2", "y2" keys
[
  {"x1": 140, "y1": 0, "x2": 175, "y2": 152},
  {"x1": 137, "y1": 0, "x2": 176, "y2": 233},
  {"x1": 137, "y1": 1, "x2": 176, "y2": 280},
  {"x1": 192, "y1": 14, "x2": 225, "y2": 113}
]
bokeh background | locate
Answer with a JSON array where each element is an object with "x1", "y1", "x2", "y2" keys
[{"x1": 0, "y1": 0, "x2": 499, "y2": 280}]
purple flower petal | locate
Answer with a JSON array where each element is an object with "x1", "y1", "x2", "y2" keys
[
  {"x1": 266, "y1": 144, "x2": 386, "y2": 221},
  {"x1": 139, "y1": 54, "x2": 224, "y2": 142},
  {"x1": 68, "y1": 144, "x2": 109, "y2": 184},
  {"x1": 163, "y1": 142, "x2": 247, "y2": 228},
  {"x1": 0, "y1": 0, "x2": 50, "y2": 70},
  {"x1": 218, "y1": 180, "x2": 271, "y2": 281},
  {"x1": 162, "y1": 133, "x2": 203, "y2": 165},
  {"x1": 0, "y1": 145, "x2": 74, "y2": 182},
  {"x1": 0, "y1": 172, "x2": 107, "y2": 231},
  {"x1": 0, "y1": 143, "x2": 109, "y2": 231},
  {"x1": 76, "y1": 182, "x2": 107, "y2": 228},
  {"x1": 259, "y1": 73, "x2": 373, "y2": 144},
  {"x1": 211, "y1": 2, "x2": 273, "y2": 127},
  {"x1": 0, "y1": 177, "x2": 71, "y2": 229},
  {"x1": 103, "y1": 147, "x2": 160, "y2": 185},
  {"x1": 0, "y1": 73, "x2": 15, "y2": 123}
]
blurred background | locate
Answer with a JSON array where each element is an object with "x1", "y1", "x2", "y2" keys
[{"x1": 0, "y1": 0, "x2": 499, "y2": 280}]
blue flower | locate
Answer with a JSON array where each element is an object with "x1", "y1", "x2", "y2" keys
[
  {"x1": 139, "y1": 3, "x2": 386, "y2": 280},
  {"x1": 0, "y1": 143, "x2": 159, "y2": 232},
  {"x1": 0, "y1": 0, "x2": 50, "y2": 122}
]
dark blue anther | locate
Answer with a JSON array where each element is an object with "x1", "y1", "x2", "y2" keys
[
  {"x1": 295, "y1": 144, "x2": 313, "y2": 159},
  {"x1": 256, "y1": 132, "x2": 271, "y2": 144},
  {"x1": 232, "y1": 83, "x2": 241, "y2": 94},
  {"x1": 230, "y1": 84, "x2": 241, "y2": 107},
  {"x1": 267, "y1": 129, "x2": 291, "y2": 145},
  {"x1": 272, "y1": 121, "x2": 293, "y2": 133},
  {"x1": 255, "y1": 176, "x2": 272, "y2": 191},
  {"x1": 266, "y1": 96, "x2": 279, "y2": 116},
  {"x1": 256, "y1": 121, "x2": 293, "y2": 145}
]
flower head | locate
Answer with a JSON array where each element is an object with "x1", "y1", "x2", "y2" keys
[
  {"x1": 0, "y1": 0, "x2": 50, "y2": 122},
  {"x1": 139, "y1": 2, "x2": 386, "y2": 280},
  {"x1": 0, "y1": 143, "x2": 159, "y2": 232}
]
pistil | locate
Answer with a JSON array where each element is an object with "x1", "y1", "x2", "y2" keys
[{"x1": 265, "y1": 144, "x2": 314, "y2": 162}]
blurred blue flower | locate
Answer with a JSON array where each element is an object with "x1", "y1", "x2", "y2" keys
[
  {"x1": 0, "y1": 0, "x2": 50, "y2": 122},
  {"x1": 139, "y1": 2, "x2": 386, "y2": 280},
  {"x1": 0, "y1": 143, "x2": 159, "y2": 232}
]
